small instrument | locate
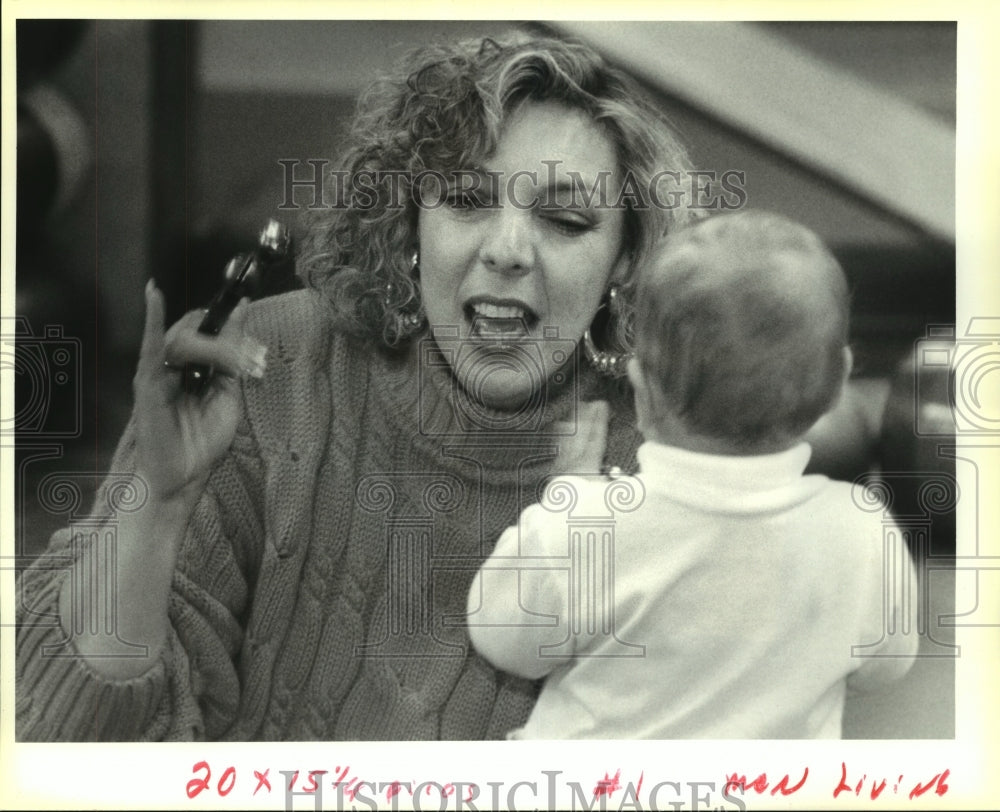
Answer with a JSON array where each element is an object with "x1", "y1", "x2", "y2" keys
[{"x1": 182, "y1": 219, "x2": 290, "y2": 394}]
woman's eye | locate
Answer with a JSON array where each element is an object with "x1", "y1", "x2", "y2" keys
[
  {"x1": 539, "y1": 208, "x2": 594, "y2": 236},
  {"x1": 445, "y1": 190, "x2": 493, "y2": 210}
]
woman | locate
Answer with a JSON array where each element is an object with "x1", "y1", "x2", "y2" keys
[{"x1": 16, "y1": 35, "x2": 696, "y2": 741}]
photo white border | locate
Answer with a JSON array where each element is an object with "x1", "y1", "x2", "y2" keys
[{"x1": 2, "y1": 1, "x2": 997, "y2": 809}]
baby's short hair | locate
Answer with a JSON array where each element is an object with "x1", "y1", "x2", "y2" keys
[{"x1": 633, "y1": 210, "x2": 850, "y2": 450}]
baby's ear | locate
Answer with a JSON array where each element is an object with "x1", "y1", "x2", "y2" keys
[{"x1": 841, "y1": 346, "x2": 854, "y2": 387}]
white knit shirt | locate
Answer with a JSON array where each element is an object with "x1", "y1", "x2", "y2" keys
[{"x1": 468, "y1": 441, "x2": 918, "y2": 739}]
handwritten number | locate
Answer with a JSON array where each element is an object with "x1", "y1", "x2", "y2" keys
[
  {"x1": 218, "y1": 767, "x2": 236, "y2": 797},
  {"x1": 186, "y1": 761, "x2": 211, "y2": 799}
]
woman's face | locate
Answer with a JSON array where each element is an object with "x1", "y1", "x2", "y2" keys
[{"x1": 417, "y1": 101, "x2": 627, "y2": 410}]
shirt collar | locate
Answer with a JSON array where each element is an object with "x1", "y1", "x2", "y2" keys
[{"x1": 635, "y1": 440, "x2": 825, "y2": 514}]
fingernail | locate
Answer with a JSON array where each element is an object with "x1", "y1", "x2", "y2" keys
[
  {"x1": 254, "y1": 344, "x2": 268, "y2": 368},
  {"x1": 145, "y1": 279, "x2": 155, "y2": 298},
  {"x1": 243, "y1": 346, "x2": 267, "y2": 378}
]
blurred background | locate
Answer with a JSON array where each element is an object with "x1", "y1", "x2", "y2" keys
[{"x1": 12, "y1": 20, "x2": 957, "y2": 738}]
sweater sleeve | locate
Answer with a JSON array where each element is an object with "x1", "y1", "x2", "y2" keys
[
  {"x1": 15, "y1": 409, "x2": 265, "y2": 742},
  {"x1": 466, "y1": 501, "x2": 573, "y2": 681}
]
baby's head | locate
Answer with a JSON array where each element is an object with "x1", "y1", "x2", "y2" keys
[{"x1": 630, "y1": 210, "x2": 851, "y2": 455}]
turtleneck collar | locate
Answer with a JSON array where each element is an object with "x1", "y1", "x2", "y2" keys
[
  {"x1": 636, "y1": 440, "x2": 825, "y2": 514},
  {"x1": 369, "y1": 334, "x2": 632, "y2": 473}
]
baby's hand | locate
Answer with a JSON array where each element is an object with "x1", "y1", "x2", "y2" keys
[{"x1": 552, "y1": 400, "x2": 610, "y2": 475}]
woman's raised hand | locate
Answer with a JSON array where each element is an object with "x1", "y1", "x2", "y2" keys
[
  {"x1": 54, "y1": 280, "x2": 268, "y2": 675},
  {"x1": 132, "y1": 280, "x2": 267, "y2": 507}
]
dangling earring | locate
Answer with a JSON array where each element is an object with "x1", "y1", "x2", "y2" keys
[
  {"x1": 404, "y1": 249, "x2": 423, "y2": 329},
  {"x1": 582, "y1": 285, "x2": 632, "y2": 376},
  {"x1": 386, "y1": 249, "x2": 425, "y2": 336}
]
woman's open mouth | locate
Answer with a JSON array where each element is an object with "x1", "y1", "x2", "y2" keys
[{"x1": 464, "y1": 300, "x2": 539, "y2": 342}]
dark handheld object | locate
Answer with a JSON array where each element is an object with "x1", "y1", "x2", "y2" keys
[{"x1": 183, "y1": 219, "x2": 290, "y2": 395}]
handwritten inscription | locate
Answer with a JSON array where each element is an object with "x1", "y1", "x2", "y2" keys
[
  {"x1": 185, "y1": 761, "x2": 951, "y2": 808},
  {"x1": 186, "y1": 761, "x2": 476, "y2": 805},
  {"x1": 724, "y1": 768, "x2": 809, "y2": 797},
  {"x1": 721, "y1": 763, "x2": 950, "y2": 802},
  {"x1": 832, "y1": 762, "x2": 950, "y2": 801}
]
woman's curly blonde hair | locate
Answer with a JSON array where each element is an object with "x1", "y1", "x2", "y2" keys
[{"x1": 298, "y1": 34, "x2": 697, "y2": 352}]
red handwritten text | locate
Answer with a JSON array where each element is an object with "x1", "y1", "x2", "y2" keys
[
  {"x1": 724, "y1": 768, "x2": 809, "y2": 797},
  {"x1": 833, "y1": 763, "x2": 951, "y2": 800},
  {"x1": 594, "y1": 769, "x2": 623, "y2": 798}
]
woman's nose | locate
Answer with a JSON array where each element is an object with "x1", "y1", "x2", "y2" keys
[{"x1": 477, "y1": 209, "x2": 536, "y2": 275}]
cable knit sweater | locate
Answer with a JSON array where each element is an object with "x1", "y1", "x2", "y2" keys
[{"x1": 16, "y1": 289, "x2": 642, "y2": 741}]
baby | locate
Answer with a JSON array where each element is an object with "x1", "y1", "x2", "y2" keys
[{"x1": 466, "y1": 210, "x2": 919, "y2": 739}]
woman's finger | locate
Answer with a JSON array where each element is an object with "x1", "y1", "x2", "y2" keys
[
  {"x1": 134, "y1": 280, "x2": 179, "y2": 406},
  {"x1": 162, "y1": 307, "x2": 212, "y2": 341},
  {"x1": 163, "y1": 306, "x2": 267, "y2": 379},
  {"x1": 137, "y1": 280, "x2": 167, "y2": 373}
]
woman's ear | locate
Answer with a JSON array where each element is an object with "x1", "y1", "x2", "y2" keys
[{"x1": 609, "y1": 250, "x2": 632, "y2": 287}]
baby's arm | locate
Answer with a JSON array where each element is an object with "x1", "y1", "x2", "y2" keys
[{"x1": 466, "y1": 506, "x2": 571, "y2": 680}]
